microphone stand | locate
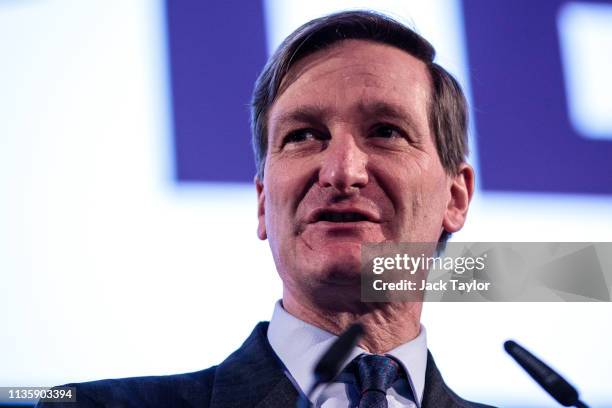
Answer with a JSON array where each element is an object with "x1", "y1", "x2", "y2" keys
[
  {"x1": 297, "y1": 323, "x2": 365, "y2": 408},
  {"x1": 505, "y1": 340, "x2": 590, "y2": 408}
]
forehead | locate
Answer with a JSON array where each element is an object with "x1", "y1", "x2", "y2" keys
[{"x1": 270, "y1": 39, "x2": 432, "y2": 126}]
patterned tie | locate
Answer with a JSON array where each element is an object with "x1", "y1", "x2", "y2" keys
[{"x1": 354, "y1": 354, "x2": 400, "y2": 408}]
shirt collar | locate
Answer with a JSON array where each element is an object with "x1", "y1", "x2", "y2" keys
[{"x1": 267, "y1": 300, "x2": 428, "y2": 404}]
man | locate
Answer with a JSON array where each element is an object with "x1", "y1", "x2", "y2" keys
[{"x1": 38, "y1": 10, "x2": 491, "y2": 408}]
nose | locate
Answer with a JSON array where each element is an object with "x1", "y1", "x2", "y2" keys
[{"x1": 318, "y1": 132, "x2": 368, "y2": 192}]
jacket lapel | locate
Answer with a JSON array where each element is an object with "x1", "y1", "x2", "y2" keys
[
  {"x1": 422, "y1": 351, "x2": 493, "y2": 408},
  {"x1": 209, "y1": 323, "x2": 492, "y2": 408},
  {"x1": 210, "y1": 322, "x2": 299, "y2": 408}
]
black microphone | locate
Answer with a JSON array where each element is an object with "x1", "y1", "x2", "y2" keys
[
  {"x1": 504, "y1": 340, "x2": 589, "y2": 408},
  {"x1": 297, "y1": 323, "x2": 365, "y2": 408}
]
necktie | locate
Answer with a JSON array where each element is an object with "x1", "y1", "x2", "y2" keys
[{"x1": 354, "y1": 354, "x2": 400, "y2": 408}]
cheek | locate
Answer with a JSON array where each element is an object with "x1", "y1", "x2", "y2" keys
[
  {"x1": 263, "y1": 161, "x2": 312, "y2": 233},
  {"x1": 372, "y1": 158, "x2": 428, "y2": 210},
  {"x1": 380, "y1": 159, "x2": 449, "y2": 230},
  {"x1": 412, "y1": 174, "x2": 451, "y2": 232}
]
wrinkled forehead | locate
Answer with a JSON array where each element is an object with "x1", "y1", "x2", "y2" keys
[
  {"x1": 277, "y1": 39, "x2": 431, "y2": 100},
  {"x1": 268, "y1": 40, "x2": 433, "y2": 137}
]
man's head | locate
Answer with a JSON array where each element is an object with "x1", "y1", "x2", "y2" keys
[
  {"x1": 252, "y1": 11, "x2": 469, "y2": 181},
  {"x1": 251, "y1": 11, "x2": 474, "y2": 305}
]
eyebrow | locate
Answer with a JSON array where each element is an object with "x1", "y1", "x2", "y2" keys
[
  {"x1": 270, "y1": 100, "x2": 422, "y2": 140},
  {"x1": 357, "y1": 101, "x2": 419, "y2": 128},
  {"x1": 270, "y1": 105, "x2": 331, "y2": 127},
  {"x1": 273, "y1": 101, "x2": 415, "y2": 121}
]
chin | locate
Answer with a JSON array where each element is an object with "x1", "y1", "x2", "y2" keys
[
  {"x1": 307, "y1": 263, "x2": 365, "y2": 313},
  {"x1": 310, "y1": 248, "x2": 363, "y2": 286},
  {"x1": 282, "y1": 246, "x2": 367, "y2": 312}
]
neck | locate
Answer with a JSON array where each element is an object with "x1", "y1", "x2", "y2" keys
[{"x1": 282, "y1": 290, "x2": 422, "y2": 354}]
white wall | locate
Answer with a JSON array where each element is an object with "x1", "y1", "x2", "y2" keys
[{"x1": 1, "y1": 1, "x2": 610, "y2": 406}]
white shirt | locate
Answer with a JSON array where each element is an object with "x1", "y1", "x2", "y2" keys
[{"x1": 267, "y1": 301, "x2": 427, "y2": 407}]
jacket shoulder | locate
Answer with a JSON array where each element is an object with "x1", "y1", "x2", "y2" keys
[
  {"x1": 423, "y1": 351, "x2": 497, "y2": 408},
  {"x1": 36, "y1": 365, "x2": 217, "y2": 408}
]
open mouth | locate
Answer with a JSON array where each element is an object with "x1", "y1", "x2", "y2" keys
[
  {"x1": 310, "y1": 208, "x2": 377, "y2": 223},
  {"x1": 317, "y1": 211, "x2": 370, "y2": 223}
]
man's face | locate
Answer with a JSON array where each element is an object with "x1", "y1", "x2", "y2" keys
[{"x1": 256, "y1": 40, "x2": 471, "y2": 295}]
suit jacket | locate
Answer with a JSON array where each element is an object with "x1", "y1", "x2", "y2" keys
[{"x1": 37, "y1": 322, "x2": 495, "y2": 408}]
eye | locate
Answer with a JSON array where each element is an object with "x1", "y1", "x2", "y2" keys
[
  {"x1": 370, "y1": 124, "x2": 406, "y2": 140},
  {"x1": 281, "y1": 128, "x2": 327, "y2": 147}
]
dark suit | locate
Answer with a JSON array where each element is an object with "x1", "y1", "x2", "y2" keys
[{"x1": 37, "y1": 322, "x2": 494, "y2": 407}]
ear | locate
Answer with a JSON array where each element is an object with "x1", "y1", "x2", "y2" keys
[
  {"x1": 443, "y1": 163, "x2": 475, "y2": 233},
  {"x1": 255, "y1": 175, "x2": 267, "y2": 240}
]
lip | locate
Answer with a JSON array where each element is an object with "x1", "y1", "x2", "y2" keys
[{"x1": 306, "y1": 206, "x2": 381, "y2": 224}]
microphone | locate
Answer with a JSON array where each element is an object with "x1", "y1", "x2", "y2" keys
[
  {"x1": 297, "y1": 323, "x2": 365, "y2": 408},
  {"x1": 504, "y1": 340, "x2": 589, "y2": 408}
]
